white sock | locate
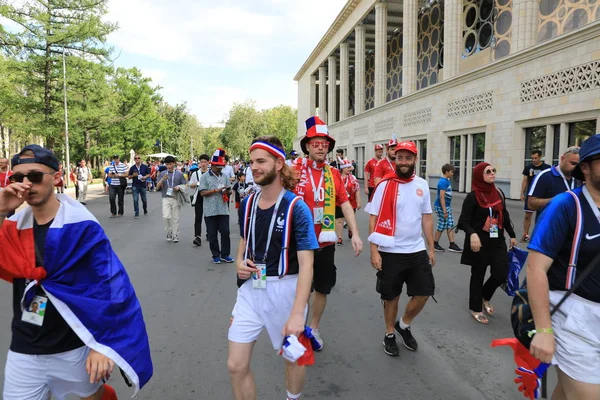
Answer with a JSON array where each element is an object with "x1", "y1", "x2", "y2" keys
[
  {"x1": 287, "y1": 390, "x2": 301, "y2": 400},
  {"x1": 399, "y1": 318, "x2": 409, "y2": 329}
]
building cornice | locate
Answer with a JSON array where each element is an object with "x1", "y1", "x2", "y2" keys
[
  {"x1": 294, "y1": 0, "x2": 362, "y2": 81},
  {"x1": 327, "y1": 20, "x2": 600, "y2": 130}
]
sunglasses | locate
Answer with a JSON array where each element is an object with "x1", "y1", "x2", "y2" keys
[
  {"x1": 10, "y1": 171, "x2": 55, "y2": 184},
  {"x1": 310, "y1": 141, "x2": 330, "y2": 149},
  {"x1": 484, "y1": 168, "x2": 497, "y2": 175},
  {"x1": 134, "y1": 157, "x2": 141, "y2": 160}
]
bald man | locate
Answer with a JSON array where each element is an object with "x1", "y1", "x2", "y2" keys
[{"x1": 0, "y1": 158, "x2": 13, "y2": 189}]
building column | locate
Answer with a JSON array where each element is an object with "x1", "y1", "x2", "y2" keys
[
  {"x1": 328, "y1": 55, "x2": 337, "y2": 125},
  {"x1": 339, "y1": 43, "x2": 349, "y2": 121},
  {"x1": 375, "y1": 2, "x2": 388, "y2": 106},
  {"x1": 559, "y1": 122, "x2": 569, "y2": 156},
  {"x1": 402, "y1": 0, "x2": 417, "y2": 95},
  {"x1": 318, "y1": 66, "x2": 327, "y2": 120},
  {"x1": 512, "y1": 0, "x2": 540, "y2": 53},
  {"x1": 309, "y1": 74, "x2": 317, "y2": 117},
  {"x1": 466, "y1": 134, "x2": 474, "y2": 192},
  {"x1": 459, "y1": 134, "x2": 467, "y2": 192},
  {"x1": 355, "y1": 24, "x2": 366, "y2": 115},
  {"x1": 545, "y1": 124, "x2": 554, "y2": 164},
  {"x1": 443, "y1": 0, "x2": 462, "y2": 80}
]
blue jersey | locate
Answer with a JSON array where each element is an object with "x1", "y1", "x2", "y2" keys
[
  {"x1": 528, "y1": 165, "x2": 580, "y2": 218},
  {"x1": 528, "y1": 188, "x2": 600, "y2": 303},
  {"x1": 434, "y1": 177, "x2": 452, "y2": 208}
]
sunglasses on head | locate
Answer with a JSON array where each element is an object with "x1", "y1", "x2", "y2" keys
[
  {"x1": 310, "y1": 141, "x2": 330, "y2": 149},
  {"x1": 10, "y1": 171, "x2": 55, "y2": 184},
  {"x1": 484, "y1": 168, "x2": 497, "y2": 175}
]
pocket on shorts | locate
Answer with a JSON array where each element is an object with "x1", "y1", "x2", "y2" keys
[{"x1": 561, "y1": 302, "x2": 600, "y2": 344}]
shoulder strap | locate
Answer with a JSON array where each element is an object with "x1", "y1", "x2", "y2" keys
[{"x1": 279, "y1": 195, "x2": 301, "y2": 277}]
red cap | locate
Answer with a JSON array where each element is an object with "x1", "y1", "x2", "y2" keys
[
  {"x1": 395, "y1": 141, "x2": 418, "y2": 155},
  {"x1": 374, "y1": 144, "x2": 384, "y2": 150}
]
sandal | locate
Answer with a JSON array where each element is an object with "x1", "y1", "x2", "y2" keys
[
  {"x1": 483, "y1": 300, "x2": 495, "y2": 316},
  {"x1": 520, "y1": 234, "x2": 530, "y2": 243},
  {"x1": 337, "y1": 238, "x2": 343, "y2": 246},
  {"x1": 472, "y1": 312, "x2": 489, "y2": 325}
]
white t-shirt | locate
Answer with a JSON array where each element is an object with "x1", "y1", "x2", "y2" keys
[
  {"x1": 222, "y1": 165, "x2": 234, "y2": 180},
  {"x1": 365, "y1": 177, "x2": 432, "y2": 254}
]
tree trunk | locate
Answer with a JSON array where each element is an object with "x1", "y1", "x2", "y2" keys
[
  {"x1": 85, "y1": 129, "x2": 91, "y2": 161},
  {"x1": 44, "y1": 16, "x2": 54, "y2": 151}
]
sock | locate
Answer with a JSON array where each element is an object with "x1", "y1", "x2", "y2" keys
[
  {"x1": 450, "y1": 242, "x2": 455, "y2": 246},
  {"x1": 434, "y1": 241, "x2": 438, "y2": 245},
  {"x1": 287, "y1": 390, "x2": 301, "y2": 400},
  {"x1": 399, "y1": 318, "x2": 409, "y2": 330}
]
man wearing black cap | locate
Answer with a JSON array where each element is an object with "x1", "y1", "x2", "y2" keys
[
  {"x1": 286, "y1": 150, "x2": 299, "y2": 167},
  {"x1": 527, "y1": 134, "x2": 600, "y2": 399},
  {"x1": 108, "y1": 155, "x2": 128, "y2": 217}
]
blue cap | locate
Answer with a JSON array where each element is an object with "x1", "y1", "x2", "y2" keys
[
  {"x1": 290, "y1": 150, "x2": 298, "y2": 156},
  {"x1": 11, "y1": 144, "x2": 59, "y2": 171},
  {"x1": 573, "y1": 134, "x2": 600, "y2": 181}
]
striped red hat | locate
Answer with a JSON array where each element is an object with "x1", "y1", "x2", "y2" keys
[
  {"x1": 301, "y1": 116, "x2": 335, "y2": 154},
  {"x1": 211, "y1": 148, "x2": 227, "y2": 166},
  {"x1": 374, "y1": 144, "x2": 384, "y2": 150},
  {"x1": 387, "y1": 134, "x2": 399, "y2": 148}
]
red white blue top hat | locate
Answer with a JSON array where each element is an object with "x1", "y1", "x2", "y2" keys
[
  {"x1": 211, "y1": 148, "x2": 227, "y2": 166},
  {"x1": 301, "y1": 116, "x2": 336, "y2": 155}
]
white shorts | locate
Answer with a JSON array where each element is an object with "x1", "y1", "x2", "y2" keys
[
  {"x1": 3, "y1": 346, "x2": 102, "y2": 400},
  {"x1": 550, "y1": 290, "x2": 600, "y2": 384},
  {"x1": 228, "y1": 275, "x2": 306, "y2": 350}
]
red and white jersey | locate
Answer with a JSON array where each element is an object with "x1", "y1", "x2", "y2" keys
[
  {"x1": 374, "y1": 158, "x2": 395, "y2": 181},
  {"x1": 364, "y1": 158, "x2": 380, "y2": 188}
]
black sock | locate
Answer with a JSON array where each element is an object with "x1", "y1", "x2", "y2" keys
[{"x1": 450, "y1": 242, "x2": 455, "y2": 245}]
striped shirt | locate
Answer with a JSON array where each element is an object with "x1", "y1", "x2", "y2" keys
[{"x1": 109, "y1": 162, "x2": 129, "y2": 186}]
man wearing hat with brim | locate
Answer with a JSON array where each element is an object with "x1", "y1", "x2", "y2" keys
[
  {"x1": 373, "y1": 135, "x2": 399, "y2": 186},
  {"x1": 108, "y1": 154, "x2": 129, "y2": 217},
  {"x1": 292, "y1": 116, "x2": 363, "y2": 351},
  {"x1": 364, "y1": 144, "x2": 384, "y2": 200},
  {"x1": 527, "y1": 133, "x2": 600, "y2": 398}
]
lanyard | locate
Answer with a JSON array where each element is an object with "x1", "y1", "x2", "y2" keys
[
  {"x1": 245, "y1": 190, "x2": 285, "y2": 263},
  {"x1": 308, "y1": 167, "x2": 325, "y2": 205},
  {"x1": 555, "y1": 166, "x2": 575, "y2": 191},
  {"x1": 167, "y1": 171, "x2": 176, "y2": 188},
  {"x1": 582, "y1": 185, "x2": 600, "y2": 224},
  {"x1": 386, "y1": 157, "x2": 394, "y2": 171}
]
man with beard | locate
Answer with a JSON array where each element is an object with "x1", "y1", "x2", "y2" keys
[
  {"x1": 228, "y1": 136, "x2": 318, "y2": 400},
  {"x1": 293, "y1": 116, "x2": 363, "y2": 351},
  {"x1": 364, "y1": 144, "x2": 384, "y2": 200},
  {"x1": 373, "y1": 135, "x2": 399, "y2": 186},
  {"x1": 366, "y1": 141, "x2": 435, "y2": 357}
]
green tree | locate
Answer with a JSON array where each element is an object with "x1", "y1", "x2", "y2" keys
[
  {"x1": 220, "y1": 100, "x2": 266, "y2": 159},
  {"x1": 262, "y1": 105, "x2": 297, "y2": 152}
]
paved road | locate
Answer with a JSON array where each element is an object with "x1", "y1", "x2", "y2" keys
[{"x1": 0, "y1": 186, "x2": 554, "y2": 399}]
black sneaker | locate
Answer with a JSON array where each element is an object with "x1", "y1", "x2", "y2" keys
[
  {"x1": 395, "y1": 322, "x2": 418, "y2": 351},
  {"x1": 434, "y1": 243, "x2": 445, "y2": 252},
  {"x1": 448, "y1": 243, "x2": 463, "y2": 253},
  {"x1": 193, "y1": 236, "x2": 202, "y2": 247},
  {"x1": 383, "y1": 333, "x2": 400, "y2": 357}
]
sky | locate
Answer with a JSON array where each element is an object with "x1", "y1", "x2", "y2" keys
[{"x1": 105, "y1": 0, "x2": 347, "y2": 125}]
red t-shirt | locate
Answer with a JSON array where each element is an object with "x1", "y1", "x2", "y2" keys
[
  {"x1": 343, "y1": 174, "x2": 360, "y2": 209},
  {"x1": 0, "y1": 171, "x2": 13, "y2": 188},
  {"x1": 374, "y1": 158, "x2": 395, "y2": 181},
  {"x1": 293, "y1": 164, "x2": 349, "y2": 247},
  {"x1": 364, "y1": 158, "x2": 380, "y2": 188}
]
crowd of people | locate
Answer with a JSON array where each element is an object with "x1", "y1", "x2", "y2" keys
[{"x1": 0, "y1": 117, "x2": 598, "y2": 400}]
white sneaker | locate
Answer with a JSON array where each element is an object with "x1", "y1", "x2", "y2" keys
[
  {"x1": 166, "y1": 231, "x2": 172, "y2": 242},
  {"x1": 312, "y1": 329, "x2": 324, "y2": 351},
  {"x1": 172, "y1": 236, "x2": 179, "y2": 243}
]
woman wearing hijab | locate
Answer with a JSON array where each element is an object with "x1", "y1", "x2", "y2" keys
[{"x1": 458, "y1": 162, "x2": 517, "y2": 324}]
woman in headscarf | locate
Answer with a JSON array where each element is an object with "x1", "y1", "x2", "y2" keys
[{"x1": 458, "y1": 162, "x2": 517, "y2": 324}]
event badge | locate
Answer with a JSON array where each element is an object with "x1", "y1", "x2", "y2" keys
[
  {"x1": 313, "y1": 207, "x2": 324, "y2": 224},
  {"x1": 166, "y1": 188, "x2": 174, "y2": 197},
  {"x1": 489, "y1": 219, "x2": 499, "y2": 238},
  {"x1": 252, "y1": 264, "x2": 267, "y2": 289},
  {"x1": 21, "y1": 295, "x2": 47, "y2": 326}
]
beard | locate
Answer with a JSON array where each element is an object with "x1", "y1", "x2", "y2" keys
[
  {"x1": 396, "y1": 162, "x2": 416, "y2": 179},
  {"x1": 255, "y1": 166, "x2": 278, "y2": 186}
]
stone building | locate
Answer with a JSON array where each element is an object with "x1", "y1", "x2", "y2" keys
[{"x1": 294, "y1": 0, "x2": 600, "y2": 198}]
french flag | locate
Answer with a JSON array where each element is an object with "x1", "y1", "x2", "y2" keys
[{"x1": 0, "y1": 195, "x2": 153, "y2": 394}]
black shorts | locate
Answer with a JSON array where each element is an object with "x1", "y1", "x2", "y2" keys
[
  {"x1": 376, "y1": 251, "x2": 435, "y2": 300},
  {"x1": 368, "y1": 187, "x2": 375, "y2": 201},
  {"x1": 335, "y1": 206, "x2": 344, "y2": 219},
  {"x1": 313, "y1": 244, "x2": 336, "y2": 295}
]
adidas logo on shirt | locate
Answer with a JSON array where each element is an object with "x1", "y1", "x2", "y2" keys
[{"x1": 378, "y1": 219, "x2": 392, "y2": 229}]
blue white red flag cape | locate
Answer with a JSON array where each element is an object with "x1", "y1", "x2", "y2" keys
[{"x1": 0, "y1": 195, "x2": 153, "y2": 395}]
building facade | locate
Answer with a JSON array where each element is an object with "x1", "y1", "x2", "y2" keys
[{"x1": 294, "y1": 0, "x2": 600, "y2": 199}]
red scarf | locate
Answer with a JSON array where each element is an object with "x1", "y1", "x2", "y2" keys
[
  {"x1": 368, "y1": 172, "x2": 415, "y2": 247},
  {"x1": 472, "y1": 162, "x2": 504, "y2": 228}
]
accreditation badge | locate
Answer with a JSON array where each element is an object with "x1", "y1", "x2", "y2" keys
[
  {"x1": 252, "y1": 264, "x2": 267, "y2": 289},
  {"x1": 22, "y1": 295, "x2": 47, "y2": 326},
  {"x1": 489, "y1": 219, "x2": 499, "y2": 238},
  {"x1": 313, "y1": 207, "x2": 324, "y2": 224}
]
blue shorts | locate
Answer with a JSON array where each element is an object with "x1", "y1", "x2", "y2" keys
[{"x1": 434, "y1": 205, "x2": 455, "y2": 231}]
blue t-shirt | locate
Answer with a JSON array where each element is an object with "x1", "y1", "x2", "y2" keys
[
  {"x1": 240, "y1": 190, "x2": 319, "y2": 276},
  {"x1": 528, "y1": 188, "x2": 600, "y2": 303},
  {"x1": 528, "y1": 165, "x2": 581, "y2": 218},
  {"x1": 434, "y1": 177, "x2": 452, "y2": 208},
  {"x1": 104, "y1": 167, "x2": 111, "y2": 184}
]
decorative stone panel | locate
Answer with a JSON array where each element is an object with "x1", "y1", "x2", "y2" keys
[
  {"x1": 375, "y1": 117, "x2": 395, "y2": 133},
  {"x1": 404, "y1": 108, "x2": 433, "y2": 126},
  {"x1": 354, "y1": 125, "x2": 369, "y2": 141},
  {"x1": 447, "y1": 91, "x2": 494, "y2": 117},
  {"x1": 520, "y1": 60, "x2": 600, "y2": 102}
]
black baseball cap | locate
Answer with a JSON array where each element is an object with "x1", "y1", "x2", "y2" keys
[
  {"x1": 11, "y1": 144, "x2": 59, "y2": 171},
  {"x1": 113, "y1": 154, "x2": 120, "y2": 159},
  {"x1": 572, "y1": 134, "x2": 600, "y2": 181}
]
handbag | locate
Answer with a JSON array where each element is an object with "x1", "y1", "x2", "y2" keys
[
  {"x1": 503, "y1": 246, "x2": 529, "y2": 296},
  {"x1": 510, "y1": 191, "x2": 600, "y2": 349},
  {"x1": 114, "y1": 165, "x2": 127, "y2": 189}
]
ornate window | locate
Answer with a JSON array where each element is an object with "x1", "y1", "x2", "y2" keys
[
  {"x1": 463, "y1": 0, "x2": 496, "y2": 57},
  {"x1": 417, "y1": 1, "x2": 444, "y2": 89},
  {"x1": 494, "y1": 0, "x2": 512, "y2": 59},
  {"x1": 386, "y1": 33, "x2": 403, "y2": 101},
  {"x1": 538, "y1": 0, "x2": 599, "y2": 42},
  {"x1": 365, "y1": 53, "x2": 375, "y2": 110}
]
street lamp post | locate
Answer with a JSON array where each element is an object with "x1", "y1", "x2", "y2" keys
[{"x1": 62, "y1": 47, "x2": 71, "y2": 188}]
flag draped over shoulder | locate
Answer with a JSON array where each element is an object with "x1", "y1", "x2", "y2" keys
[{"x1": 0, "y1": 195, "x2": 153, "y2": 394}]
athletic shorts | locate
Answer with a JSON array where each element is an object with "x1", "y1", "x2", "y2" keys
[
  {"x1": 368, "y1": 187, "x2": 375, "y2": 201},
  {"x1": 434, "y1": 205, "x2": 455, "y2": 231},
  {"x1": 229, "y1": 275, "x2": 306, "y2": 350},
  {"x1": 524, "y1": 195, "x2": 533, "y2": 212},
  {"x1": 549, "y1": 290, "x2": 600, "y2": 384},
  {"x1": 3, "y1": 346, "x2": 102, "y2": 400},
  {"x1": 376, "y1": 251, "x2": 435, "y2": 300},
  {"x1": 313, "y1": 245, "x2": 337, "y2": 295},
  {"x1": 335, "y1": 206, "x2": 344, "y2": 219}
]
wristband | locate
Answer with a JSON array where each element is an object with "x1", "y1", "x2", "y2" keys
[{"x1": 527, "y1": 328, "x2": 554, "y2": 337}]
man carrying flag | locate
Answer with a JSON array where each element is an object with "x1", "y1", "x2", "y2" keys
[
  {"x1": 0, "y1": 145, "x2": 153, "y2": 399},
  {"x1": 293, "y1": 116, "x2": 363, "y2": 351},
  {"x1": 228, "y1": 136, "x2": 318, "y2": 400},
  {"x1": 366, "y1": 141, "x2": 435, "y2": 357}
]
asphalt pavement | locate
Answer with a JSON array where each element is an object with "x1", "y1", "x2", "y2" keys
[{"x1": 0, "y1": 185, "x2": 553, "y2": 400}]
